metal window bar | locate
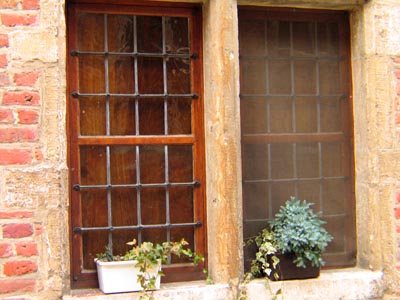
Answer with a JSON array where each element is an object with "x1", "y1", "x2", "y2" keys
[
  {"x1": 71, "y1": 50, "x2": 195, "y2": 59},
  {"x1": 71, "y1": 92, "x2": 198, "y2": 98}
]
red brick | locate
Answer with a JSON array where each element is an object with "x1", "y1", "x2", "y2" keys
[
  {"x1": 22, "y1": 0, "x2": 40, "y2": 9},
  {"x1": 0, "y1": 108, "x2": 14, "y2": 123},
  {"x1": 0, "y1": 54, "x2": 7, "y2": 68},
  {"x1": 4, "y1": 260, "x2": 37, "y2": 276},
  {"x1": 17, "y1": 109, "x2": 39, "y2": 124},
  {"x1": 34, "y1": 223, "x2": 42, "y2": 236},
  {"x1": 0, "y1": 34, "x2": 9, "y2": 47},
  {"x1": 0, "y1": 243, "x2": 13, "y2": 258},
  {"x1": 394, "y1": 58, "x2": 400, "y2": 64},
  {"x1": 0, "y1": 148, "x2": 32, "y2": 165},
  {"x1": 0, "y1": 72, "x2": 9, "y2": 87},
  {"x1": 3, "y1": 91, "x2": 40, "y2": 105},
  {"x1": 396, "y1": 113, "x2": 400, "y2": 125},
  {"x1": 0, "y1": 211, "x2": 33, "y2": 219},
  {"x1": 397, "y1": 225, "x2": 400, "y2": 233},
  {"x1": 395, "y1": 69, "x2": 400, "y2": 79},
  {"x1": 0, "y1": 127, "x2": 38, "y2": 142},
  {"x1": 14, "y1": 72, "x2": 39, "y2": 87},
  {"x1": 0, "y1": 0, "x2": 18, "y2": 9},
  {"x1": 0, "y1": 279, "x2": 36, "y2": 293},
  {"x1": 16, "y1": 242, "x2": 38, "y2": 257},
  {"x1": 3, "y1": 223, "x2": 33, "y2": 238},
  {"x1": 1, "y1": 14, "x2": 37, "y2": 27},
  {"x1": 395, "y1": 207, "x2": 400, "y2": 219}
]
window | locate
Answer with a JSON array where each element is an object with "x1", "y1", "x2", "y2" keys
[
  {"x1": 239, "y1": 9, "x2": 356, "y2": 269},
  {"x1": 67, "y1": 1, "x2": 206, "y2": 288}
]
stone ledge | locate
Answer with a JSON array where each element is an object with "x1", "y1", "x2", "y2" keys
[
  {"x1": 246, "y1": 268, "x2": 384, "y2": 300},
  {"x1": 63, "y1": 268, "x2": 384, "y2": 300}
]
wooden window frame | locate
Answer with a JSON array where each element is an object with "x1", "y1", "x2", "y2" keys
[{"x1": 67, "y1": 0, "x2": 206, "y2": 289}]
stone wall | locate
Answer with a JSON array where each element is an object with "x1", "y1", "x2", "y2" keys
[{"x1": 0, "y1": 0, "x2": 399, "y2": 299}]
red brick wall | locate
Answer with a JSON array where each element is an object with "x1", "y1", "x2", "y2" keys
[{"x1": 0, "y1": 0, "x2": 42, "y2": 297}]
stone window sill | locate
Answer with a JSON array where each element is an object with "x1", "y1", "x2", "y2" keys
[{"x1": 63, "y1": 268, "x2": 383, "y2": 300}]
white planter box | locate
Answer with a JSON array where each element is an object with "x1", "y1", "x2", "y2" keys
[{"x1": 95, "y1": 259, "x2": 161, "y2": 294}]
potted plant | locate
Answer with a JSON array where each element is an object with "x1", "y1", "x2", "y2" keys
[
  {"x1": 249, "y1": 196, "x2": 333, "y2": 280},
  {"x1": 95, "y1": 238, "x2": 204, "y2": 297}
]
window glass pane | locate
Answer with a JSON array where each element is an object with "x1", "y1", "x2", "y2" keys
[
  {"x1": 165, "y1": 17, "x2": 189, "y2": 54},
  {"x1": 169, "y1": 145, "x2": 193, "y2": 182},
  {"x1": 295, "y1": 96, "x2": 318, "y2": 133},
  {"x1": 167, "y1": 98, "x2": 192, "y2": 134},
  {"x1": 317, "y1": 22, "x2": 339, "y2": 57},
  {"x1": 138, "y1": 57, "x2": 163, "y2": 94},
  {"x1": 297, "y1": 180, "x2": 321, "y2": 211},
  {"x1": 79, "y1": 56, "x2": 105, "y2": 93},
  {"x1": 270, "y1": 181, "x2": 295, "y2": 214},
  {"x1": 80, "y1": 146, "x2": 107, "y2": 185},
  {"x1": 111, "y1": 189, "x2": 137, "y2": 226},
  {"x1": 270, "y1": 143, "x2": 293, "y2": 179},
  {"x1": 320, "y1": 96, "x2": 342, "y2": 132},
  {"x1": 137, "y1": 16, "x2": 162, "y2": 53},
  {"x1": 240, "y1": 58, "x2": 266, "y2": 94},
  {"x1": 322, "y1": 178, "x2": 345, "y2": 215},
  {"x1": 324, "y1": 216, "x2": 345, "y2": 252},
  {"x1": 269, "y1": 97, "x2": 292, "y2": 133},
  {"x1": 243, "y1": 144, "x2": 269, "y2": 180},
  {"x1": 170, "y1": 187, "x2": 193, "y2": 223},
  {"x1": 243, "y1": 182, "x2": 269, "y2": 219},
  {"x1": 107, "y1": 14, "x2": 134, "y2": 53},
  {"x1": 139, "y1": 98, "x2": 164, "y2": 135},
  {"x1": 296, "y1": 143, "x2": 319, "y2": 178},
  {"x1": 292, "y1": 22, "x2": 316, "y2": 56},
  {"x1": 241, "y1": 98, "x2": 268, "y2": 134},
  {"x1": 140, "y1": 145, "x2": 165, "y2": 184},
  {"x1": 239, "y1": 19, "x2": 266, "y2": 56},
  {"x1": 269, "y1": 60, "x2": 291, "y2": 94},
  {"x1": 141, "y1": 187, "x2": 166, "y2": 224},
  {"x1": 109, "y1": 97, "x2": 136, "y2": 135},
  {"x1": 322, "y1": 142, "x2": 343, "y2": 177},
  {"x1": 110, "y1": 146, "x2": 136, "y2": 184},
  {"x1": 294, "y1": 60, "x2": 317, "y2": 94},
  {"x1": 267, "y1": 20, "x2": 290, "y2": 57},
  {"x1": 77, "y1": 13, "x2": 104, "y2": 51},
  {"x1": 80, "y1": 97, "x2": 106, "y2": 136},
  {"x1": 108, "y1": 56, "x2": 134, "y2": 94},
  {"x1": 167, "y1": 57, "x2": 190, "y2": 94},
  {"x1": 82, "y1": 231, "x2": 108, "y2": 269},
  {"x1": 319, "y1": 60, "x2": 340, "y2": 95}
]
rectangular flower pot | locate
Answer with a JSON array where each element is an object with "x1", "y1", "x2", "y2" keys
[
  {"x1": 269, "y1": 253, "x2": 320, "y2": 281},
  {"x1": 95, "y1": 259, "x2": 161, "y2": 294}
]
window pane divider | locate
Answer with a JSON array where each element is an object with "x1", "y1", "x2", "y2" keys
[
  {"x1": 76, "y1": 135, "x2": 196, "y2": 145},
  {"x1": 242, "y1": 132, "x2": 346, "y2": 143},
  {"x1": 72, "y1": 91, "x2": 198, "y2": 99}
]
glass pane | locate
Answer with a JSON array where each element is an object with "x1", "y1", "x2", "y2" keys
[
  {"x1": 292, "y1": 22, "x2": 316, "y2": 56},
  {"x1": 109, "y1": 97, "x2": 136, "y2": 135},
  {"x1": 141, "y1": 187, "x2": 166, "y2": 224},
  {"x1": 296, "y1": 143, "x2": 319, "y2": 178},
  {"x1": 80, "y1": 146, "x2": 107, "y2": 185},
  {"x1": 240, "y1": 58, "x2": 266, "y2": 94},
  {"x1": 170, "y1": 186, "x2": 193, "y2": 223},
  {"x1": 108, "y1": 56, "x2": 134, "y2": 94},
  {"x1": 107, "y1": 14, "x2": 134, "y2": 53},
  {"x1": 138, "y1": 57, "x2": 163, "y2": 94},
  {"x1": 322, "y1": 142, "x2": 343, "y2": 177},
  {"x1": 297, "y1": 180, "x2": 321, "y2": 211},
  {"x1": 80, "y1": 97, "x2": 106, "y2": 136},
  {"x1": 112, "y1": 229, "x2": 138, "y2": 257},
  {"x1": 269, "y1": 97, "x2": 292, "y2": 133},
  {"x1": 167, "y1": 98, "x2": 192, "y2": 135},
  {"x1": 271, "y1": 181, "x2": 295, "y2": 215},
  {"x1": 319, "y1": 60, "x2": 340, "y2": 95},
  {"x1": 137, "y1": 16, "x2": 162, "y2": 53},
  {"x1": 239, "y1": 19, "x2": 266, "y2": 56},
  {"x1": 269, "y1": 60, "x2": 291, "y2": 94},
  {"x1": 324, "y1": 216, "x2": 345, "y2": 252},
  {"x1": 243, "y1": 144, "x2": 269, "y2": 180},
  {"x1": 241, "y1": 98, "x2": 267, "y2": 134},
  {"x1": 167, "y1": 57, "x2": 190, "y2": 94},
  {"x1": 317, "y1": 22, "x2": 339, "y2": 57},
  {"x1": 320, "y1": 96, "x2": 342, "y2": 132},
  {"x1": 77, "y1": 13, "x2": 104, "y2": 51},
  {"x1": 322, "y1": 178, "x2": 345, "y2": 215},
  {"x1": 267, "y1": 20, "x2": 290, "y2": 57},
  {"x1": 165, "y1": 17, "x2": 189, "y2": 54},
  {"x1": 139, "y1": 98, "x2": 164, "y2": 135},
  {"x1": 79, "y1": 56, "x2": 105, "y2": 93},
  {"x1": 295, "y1": 96, "x2": 317, "y2": 133},
  {"x1": 112, "y1": 189, "x2": 137, "y2": 226},
  {"x1": 140, "y1": 145, "x2": 165, "y2": 184},
  {"x1": 169, "y1": 145, "x2": 193, "y2": 182},
  {"x1": 243, "y1": 182, "x2": 269, "y2": 219},
  {"x1": 294, "y1": 60, "x2": 316, "y2": 94},
  {"x1": 110, "y1": 146, "x2": 136, "y2": 184},
  {"x1": 142, "y1": 228, "x2": 167, "y2": 245},
  {"x1": 82, "y1": 231, "x2": 108, "y2": 270},
  {"x1": 270, "y1": 143, "x2": 293, "y2": 179}
]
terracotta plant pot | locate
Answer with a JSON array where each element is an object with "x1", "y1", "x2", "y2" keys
[{"x1": 269, "y1": 253, "x2": 320, "y2": 281}]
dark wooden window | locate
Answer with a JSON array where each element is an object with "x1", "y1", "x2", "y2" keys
[
  {"x1": 239, "y1": 8, "x2": 356, "y2": 269},
  {"x1": 67, "y1": 1, "x2": 206, "y2": 288}
]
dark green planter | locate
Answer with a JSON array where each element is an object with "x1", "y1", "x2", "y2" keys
[{"x1": 269, "y1": 253, "x2": 320, "y2": 281}]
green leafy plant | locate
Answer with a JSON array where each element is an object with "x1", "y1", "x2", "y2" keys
[
  {"x1": 269, "y1": 196, "x2": 333, "y2": 268},
  {"x1": 96, "y1": 238, "x2": 206, "y2": 300}
]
